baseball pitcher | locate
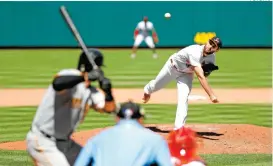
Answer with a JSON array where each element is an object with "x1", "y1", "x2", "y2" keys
[
  {"x1": 131, "y1": 16, "x2": 159, "y2": 59},
  {"x1": 142, "y1": 37, "x2": 222, "y2": 129}
]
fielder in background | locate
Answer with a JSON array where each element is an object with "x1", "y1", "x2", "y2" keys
[
  {"x1": 131, "y1": 16, "x2": 159, "y2": 59},
  {"x1": 142, "y1": 37, "x2": 222, "y2": 129},
  {"x1": 26, "y1": 51, "x2": 117, "y2": 166},
  {"x1": 74, "y1": 101, "x2": 173, "y2": 166},
  {"x1": 168, "y1": 127, "x2": 206, "y2": 166}
]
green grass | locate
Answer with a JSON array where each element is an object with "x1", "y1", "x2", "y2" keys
[
  {"x1": 201, "y1": 154, "x2": 272, "y2": 166},
  {"x1": 0, "y1": 48, "x2": 271, "y2": 166},
  {"x1": 0, "y1": 151, "x2": 271, "y2": 166},
  {"x1": 0, "y1": 150, "x2": 32, "y2": 166},
  {"x1": 0, "y1": 49, "x2": 271, "y2": 88},
  {"x1": 0, "y1": 104, "x2": 271, "y2": 143}
]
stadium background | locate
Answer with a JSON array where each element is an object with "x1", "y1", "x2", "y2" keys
[{"x1": 0, "y1": 1, "x2": 271, "y2": 48}]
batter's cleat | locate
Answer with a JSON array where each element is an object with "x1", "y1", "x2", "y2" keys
[{"x1": 142, "y1": 93, "x2": 151, "y2": 103}]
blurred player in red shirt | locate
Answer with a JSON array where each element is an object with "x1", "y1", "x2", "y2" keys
[{"x1": 168, "y1": 127, "x2": 206, "y2": 166}]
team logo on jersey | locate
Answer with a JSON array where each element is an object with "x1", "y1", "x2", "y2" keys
[
  {"x1": 214, "y1": 38, "x2": 220, "y2": 43},
  {"x1": 186, "y1": 60, "x2": 192, "y2": 68},
  {"x1": 124, "y1": 109, "x2": 133, "y2": 119},
  {"x1": 71, "y1": 98, "x2": 82, "y2": 109}
]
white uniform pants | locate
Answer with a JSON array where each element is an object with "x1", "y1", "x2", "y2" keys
[
  {"x1": 134, "y1": 34, "x2": 155, "y2": 48},
  {"x1": 26, "y1": 126, "x2": 70, "y2": 166},
  {"x1": 144, "y1": 56, "x2": 194, "y2": 129}
]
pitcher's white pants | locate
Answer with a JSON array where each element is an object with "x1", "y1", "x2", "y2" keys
[{"x1": 144, "y1": 57, "x2": 193, "y2": 129}]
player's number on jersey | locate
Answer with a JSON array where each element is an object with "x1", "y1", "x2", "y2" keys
[{"x1": 72, "y1": 98, "x2": 82, "y2": 109}]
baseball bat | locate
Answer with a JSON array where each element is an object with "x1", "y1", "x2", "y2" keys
[{"x1": 60, "y1": 5, "x2": 99, "y2": 70}]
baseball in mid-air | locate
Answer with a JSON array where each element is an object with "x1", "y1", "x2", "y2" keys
[{"x1": 164, "y1": 12, "x2": 171, "y2": 19}]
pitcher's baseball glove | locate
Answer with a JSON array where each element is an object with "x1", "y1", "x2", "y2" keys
[{"x1": 201, "y1": 62, "x2": 219, "y2": 77}]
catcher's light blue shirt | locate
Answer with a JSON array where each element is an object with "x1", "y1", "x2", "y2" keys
[{"x1": 74, "y1": 119, "x2": 173, "y2": 166}]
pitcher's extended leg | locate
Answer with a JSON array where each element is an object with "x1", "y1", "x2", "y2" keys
[
  {"x1": 143, "y1": 60, "x2": 174, "y2": 102},
  {"x1": 144, "y1": 60, "x2": 174, "y2": 94},
  {"x1": 174, "y1": 74, "x2": 193, "y2": 129}
]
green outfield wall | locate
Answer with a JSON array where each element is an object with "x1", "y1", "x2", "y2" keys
[{"x1": 0, "y1": 1, "x2": 271, "y2": 47}]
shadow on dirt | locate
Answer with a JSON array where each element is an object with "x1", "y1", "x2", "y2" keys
[
  {"x1": 146, "y1": 126, "x2": 224, "y2": 140},
  {"x1": 146, "y1": 126, "x2": 170, "y2": 133},
  {"x1": 196, "y1": 132, "x2": 224, "y2": 140}
]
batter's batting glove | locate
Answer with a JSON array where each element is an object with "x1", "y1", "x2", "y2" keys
[
  {"x1": 87, "y1": 68, "x2": 104, "y2": 81},
  {"x1": 99, "y1": 77, "x2": 114, "y2": 101}
]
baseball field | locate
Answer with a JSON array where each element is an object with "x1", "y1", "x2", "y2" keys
[{"x1": 0, "y1": 48, "x2": 271, "y2": 166}]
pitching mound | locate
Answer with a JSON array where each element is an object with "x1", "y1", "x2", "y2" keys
[{"x1": 0, "y1": 124, "x2": 271, "y2": 154}]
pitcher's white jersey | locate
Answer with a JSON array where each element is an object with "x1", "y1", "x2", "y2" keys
[
  {"x1": 143, "y1": 44, "x2": 218, "y2": 129},
  {"x1": 170, "y1": 45, "x2": 216, "y2": 74}
]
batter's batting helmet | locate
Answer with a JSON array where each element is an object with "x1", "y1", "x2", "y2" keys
[{"x1": 77, "y1": 48, "x2": 105, "y2": 72}]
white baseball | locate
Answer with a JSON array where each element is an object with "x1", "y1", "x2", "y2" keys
[{"x1": 164, "y1": 12, "x2": 171, "y2": 18}]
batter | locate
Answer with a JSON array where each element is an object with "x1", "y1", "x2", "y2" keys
[{"x1": 26, "y1": 48, "x2": 117, "y2": 166}]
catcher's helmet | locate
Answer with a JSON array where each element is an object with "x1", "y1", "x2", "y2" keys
[
  {"x1": 168, "y1": 127, "x2": 200, "y2": 163},
  {"x1": 209, "y1": 36, "x2": 222, "y2": 49},
  {"x1": 77, "y1": 48, "x2": 105, "y2": 72},
  {"x1": 116, "y1": 101, "x2": 145, "y2": 119}
]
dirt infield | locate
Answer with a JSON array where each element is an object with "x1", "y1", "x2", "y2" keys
[
  {"x1": 0, "y1": 88, "x2": 271, "y2": 154},
  {"x1": 0, "y1": 124, "x2": 271, "y2": 154},
  {"x1": 0, "y1": 88, "x2": 271, "y2": 106}
]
